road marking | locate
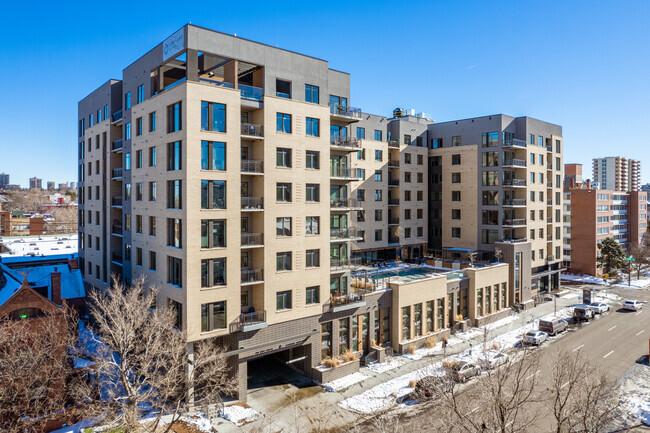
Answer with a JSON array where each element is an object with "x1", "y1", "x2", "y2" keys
[
  {"x1": 635, "y1": 311, "x2": 642, "y2": 316},
  {"x1": 603, "y1": 350, "x2": 614, "y2": 359},
  {"x1": 608, "y1": 325, "x2": 617, "y2": 331},
  {"x1": 636, "y1": 329, "x2": 645, "y2": 336},
  {"x1": 560, "y1": 381, "x2": 569, "y2": 389},
  {"x1": 525, "y1": 370, "x2": 540, "y2": 381},
  {"x1": 572, "y1": 344, "x2": 584, "y2": 352}
]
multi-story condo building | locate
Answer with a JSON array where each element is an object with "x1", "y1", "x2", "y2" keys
[
  {"x1": 29, "y1": 177, "x2": 42, "y2": 190},
  {"x1": 426, "y1": 115, "x2": 564, "y2": 298},
  {"x1": 592, "y1": 156, "x2": 641, "y2": 191},
  {"x1": 78, "y1": 24, "x2": 538, "y2": 399},
  {"x1": 0, "y1": 173, "x2": 9, "y2": 189}
]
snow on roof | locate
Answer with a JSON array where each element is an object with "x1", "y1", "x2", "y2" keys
[{"x1": 0, "y1": 234, "x2": 78, "y2": 257}]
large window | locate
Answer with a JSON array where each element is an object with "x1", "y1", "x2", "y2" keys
[
  {"x1": 482, "y1": 171, "x2": 499, "y2": 186},
  {"x1": 305, "y1": 249, "x2": 320, "y2": 268},
  {"x1": 200, "y1": 101, "x2": 226, "y2": 132},
  {"x1": 167, "y1": 218, "x2": 182, "y2": 248},
  {"x1": 201, "y1": 141, "x2": 226, "y2": 170},
  {"x1": 167, "y1": 180, "x2": 182, "y2": 209},
  {"x1": 414, "y1": 304, "x2": 422, "y2": 337},
  {"x1": 357, "y1": 127, "x2": 365, "y2": 139},
  {"x1": 305, "y1": 84, "x2": 319, "y2": 104},
  {"x1": 482, "y1": 229, "x2": 498, "y2": 244},
  {"x1": 201, "y1": 258, "x2": 226, "y2": 287},
  {"x1": 482, "y1": 131, "x2": 498, "y2": 147},
  {"x1": 276, "y1": 252, "x2": 292, "y2": 271},
  {"x1": 167, "y1": 257, "x2": 182, "y2": 287},
  {"x1": 482, "y1": 190, "x2": 498, "y2": 205},
  {"x1": 306, "y1": 216, "x2": 320, "y2": 234},
  {"x1": 125, "y1": 92, "x2": 131, "y2": 110},
  {"x1": 201, "y1": 180, "x2": 226, "y2": 209},
  {"x1": 167, "y1": 141, "x2": 182, "y2": 171},
  {"x1": 402, "y1": 307, "x2": 411, "y2": 341},
  {"x1": 276, "y1": 183, "x2": 292, "y2": 202},
  {"x1": 276, "y1": 290, "x2": 292, "y2": 310},
  {"x1": 276, "y1": 217, "x2": 292, "y2": 236},
  {"x1": 276, "y1": 148, "x2": 292, "y2": 168},
  {"x1": 321, "y1": 322, "x2": 332, "y2": 360},
  {"x1": 201, "y1": 219, "x2": 226, "y2": 248},
  {"x1": 306, "y1": 117, "x2": 320, "y2": 137},
  {"x1": 306, "y1": 184, "x2": 320, "y2": 202},
  {"x1": 276, "y1": 113, "x2": 292, "y2": 133},
  {"x1": 168, "y1": 298, "x2": 182, "y2": 329},
  {"x1": 167, "y1": 102, "x2": 182, "y2": 133},
  {"x1": 482, "y1": 152, "x2": 499, "y2": 167},
  {"x1": 306, "y1": 286, "x2": 319, "y2": 304},
  {"x1": 201, "y1": 301, "x2": 226, "y2": 332},
  {"x1": 306, "y1": 151, "x2": 320, "y2": 169},
  {"x1": 374, "y1": 130, "x2": 382, "y2": 141}
]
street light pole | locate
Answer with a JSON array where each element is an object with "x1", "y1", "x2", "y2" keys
[{"x1": 624, "y1": 256, "x2": 635, "y2": 287}]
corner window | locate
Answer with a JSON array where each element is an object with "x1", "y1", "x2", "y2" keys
[
  {"x1": 200, "y1": 180, "x2": 226, "y2": 209},
  {"x1": 200, "y1": 101, "x2": 226, "y2": 132},
  {"x1": 201, "y1": 141, "x2": 226, "y2": 171},
  {"x1": 167, "y1": 102, "x2": 182, "y2": 133}
]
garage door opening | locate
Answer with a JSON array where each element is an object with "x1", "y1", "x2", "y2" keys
[{"x1": 247, "y1": 347, "x2": 313, "y2": 391}]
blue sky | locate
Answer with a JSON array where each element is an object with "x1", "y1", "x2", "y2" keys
[{"x1": 1, "y1": 0, "x2": 648, "y2": 187}]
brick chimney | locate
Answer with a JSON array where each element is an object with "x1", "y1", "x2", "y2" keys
[
  {"x1": 51, "y1": 268, "x2": 62, "y2": 305},
  {"x1": 68, "y1": 256, "x2": 78, "y2": 270}
]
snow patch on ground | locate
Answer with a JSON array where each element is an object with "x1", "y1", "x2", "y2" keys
[
  {"x1": 561, "y1": 273, "x2": 607, "y2": 285},
  {"x1": 483, "y1": 314, "x2": 520, "y2": 331},
  {"x1": 219, "y1": 405, "x2": 260, "y2": 426},
  {"x1": 365, "y1": 357, "x2": 406, "y2": 373},
  {"x1": 320, "y1": 372, "x2": 369, "y2": 391},
  {"x1": 613, "y1": 278, "x2": 650, "y2": 289},
  {"x1": 617, "y1": 361, "x2": 650, "y2": 426}
]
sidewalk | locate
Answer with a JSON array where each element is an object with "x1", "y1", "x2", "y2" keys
[{"x1": 215, "y1": 289, "x2": 587, "y2": 432}]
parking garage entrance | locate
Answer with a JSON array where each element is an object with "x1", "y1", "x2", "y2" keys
[{"x1": 246, "y1": 345, "x2": 313, "y2": 391}]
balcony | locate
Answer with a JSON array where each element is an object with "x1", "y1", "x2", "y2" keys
[
  {"x1": 503, "y1": 179, "x2": 526, "y2": 187},
  {"x1": 547, "y1": 163, "x2": 553, "y2": 170},
  {"x1": 236, "y1": 310, "x2": 268, "y2": 332},
  {"x1": 503, "y1": 198, "x2": 526, "y2": 207},
  {"x1": 547, "y1": 199, "x2": 553, "y2": 206},
  {"x1": 502, "y1": 218, "x2": 527, "y2": 227},
  {"x1": 329, "y1": 104, "x2": 362, "y2": 121},
  {"x1": 503, "y1": 138, "x2": 527, "y2": 149},
  {"x1": 241, "y1": 269, "x2": 264, "y2": 285},
  {"x1": 388, "y1": 140, "x2": 400, "y2": 148},
  {"x1": 241, "y1": 123, "x2": 264, "y2": 139},
  {"x1": 241, "y1": 197, "x2": 264, "y2": 211},
  {"x1": 547, "y1": 235, "x2": 553, "y2": 241},
  {"x1": 388, "y1": 197, "x2": 400, "y2": 206},
  {"x1": 111, "y1": 196, "x2": 123, "y2": 207},
  {"x1": 388, "y1": 217, "x2": 399, "y2": 225},
  {"x1": 501, "y1": 237, "x2": 528, "y2": 243},
  {"x1": 241, "y1": 160, "x2": 264, "y2": 174},
  {"x1": 547, "y1": 181, "x2": 553, "y2": 188},
  {"x1": 111, "y1": 253, "x2": 123, "y2": 266},
  {"x1": 330, "y1": 167, "x2": 362, "y2": 180},
  {"x1": 330, "y1": 257, "x2": 362, "y2": 272},
  {"x1": 111, "y1": 139, "x2": 123, "y2": 152},
  {"x1": 241, "y1": 233, "x2": 264, "y2": 248},
  {"x1": 111, "y1": 110, "x2": 123, "y2": 124},
  {"x1": 330, "y1": 293, "x2": 366, "y2": 313},
  {"x1": 330, "y1": 198, "x2": 362, "y2": 211},
  {"x1": 388, "y1": 236, "x2": 400, "y2": 245},
  {"x1": 239, "y1": 84, "x2": 264, "y2": 102},
  {"x1": 502, "y1": 159, "x2": 526, "y2": 168},
  {"x1": 547, "y1": 217, "x2": 553, "y2": 223},
  {"x1": 330, "y1": 136, "x2": 361, "y2": 151},
  {"x1": 388, "y1": 159, "x2": 400, "y2": 168},
  {"x1": 111, "y1": 224, "x2": 123, "y2": 236},
  {"x1": 330, "y1": 228, "x2": 362, "y2": 242},
  {"x1": 111, "y1": 168, "x2": 123, "y2": 179},
  {"x1": 388, "y1": 178, "x2": 400, "y2": 187},
  {"x1": 546, "y1": 145, "x2": 553, "y2": 152}
]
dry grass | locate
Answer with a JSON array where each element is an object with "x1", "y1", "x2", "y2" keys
[
  {"x1": 456, "y1": 314, "x2": 464, "y2": 321},
  {"x1": 442, "y1": 359, "x2": 457, "y2": 368},
  {"x1": 341, "y1": 349, "x2": 358, "y2": 363},
  {"x1": 408, "y1": 344, "x2": 416, "y2": 355},
  {"x1": 424, "y1": 336, "x2": 437, "y2": 348},
  {"x1": 322, "y1": 356, "x2": 342, "y2": 368},
  {"x1": 491, "y1": 342, "x2": 499, "y2": 350},
  {"x1": 408, "y1": 380, "x2": 418, "y2": 388},
  {"x1": 370, "y1": 338, "x2": 378, "y2": 348}
]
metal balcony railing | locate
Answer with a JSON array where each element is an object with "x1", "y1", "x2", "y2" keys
[
  {"x1": 330, "y1": 167, "x2": 362, "y2": 179},
  {"x1": 388, "y1": 159, "x2": 400, "y2": 167},
  {"x1": 547, "y1": 200, "x2": 553, "y2": 206},
  {"x1": 503, "y1": 138, "x2": 527, "y2": 148},
  {"x1": 330, "y1": 136, "x2": 361, "y2": 149},
  {"x1": 241, "y1": 123, "x2": 264, "y2": 137},
  {"x1": 240, "y1": 310, "x2": 266, "y2": 326},
  {"x1": 329, "y1": 104, "x2": 362, "y2": 119},
  {"x1": 547, "y1": 217, "x2": 553, "y2": 223},
  {"x1": 111, "y1": 196, "x2": 123, "y2": 207},
  {"x1": 111, "y1": 110, "x2": 123, "y2": 123},
  {"x1": 503, "y1": 179, "x2": 526, "y2": 187},
  {"x1": 502, "y1": 218, "x2": 527, "y2": 226},
  {"x1": 111, "y1": 139, "x2": 123, "y2": 151},
  {"x1": 241, "y1": 233, "x2": 264, "y2": 246},
  {"x1": 111, "y1": 224, "x2": 123, "y2": 235},
  {"x1": 503, "y1": 159, "x2": 526, "y2": 167},
  {"x1": 111, "y1": 168, "x2": 123, "y2": 179},
  {"x1": 388, "y1": 217, "x2": 400, "y2": 225},
  {"x1": 503, "y1": 198, "x2": 526, "y2": 206},
  {"x1": 388, "y1": 178, "x2": 400, "y2": 186},
  {"x1": 388, "y1": 139, "x2": 400, "y2": 148},
  {"x1": 241, "y1": 269, "x2": 264, "y2": 284},
  {"x1": 241, "y1": 197, "x2": 264, "y2": 210},
  {"x1": 330, "y1": 198, "x2": 361, "y2": 209},
  {"x1": 111, "y1": 253, "x2": 123, "y2": 263},
  {"x1": 388, "y1": 198, "x2": 400, "y2": 205},
  {"x1": 388, "y1": 236, "x2": 400, "y2": 244},
  {"x1": 546, "y1": 145, "x2": 553, "y2": 152},
  {"x1": 241, "y1": 160, "x2": 264, "y2": 173}
]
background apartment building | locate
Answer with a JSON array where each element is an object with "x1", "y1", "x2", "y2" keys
[
  {"x1": 0, "y1": 173, "x2": 9, "y2": 189},
  {"x1": 29, "y1": 177, "x2": 42, "y2": 190},
  {"x1": 592, "y1": 156, "x2": 641, "y2": 191},
  {"x1": 426, "y1": 115, "x2": 564, "y2": 300}
]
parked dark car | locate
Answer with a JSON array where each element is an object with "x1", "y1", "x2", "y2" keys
[
  {"x1": 538, "y1": 318, "x2": 568, "y2": 336},
  {"x1": 573, "y1": 305, "x2": 595, "y2": 321}
]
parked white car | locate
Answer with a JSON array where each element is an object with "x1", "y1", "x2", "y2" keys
[
  {"x1": 588, "y1": 302, "x2": 610, "y2": 314},
  {"x1": 478, "y1": 351, "x2": 509, "y2": 369},
  {"x1": 623, "y1": 300, "x2": 643, "y2": 311},
  {"x1": 523, "y1": 330, "x2": 548, "y2": 346}
]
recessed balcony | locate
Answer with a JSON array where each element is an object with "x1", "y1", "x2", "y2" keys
[
  {"x1": 503, "y1": 179, "x2": 526, "y2": 188},
  {"x1": 502, "y1": 159, "x2": 526, "y2": 168},
  {"x1": 330, "y1": 228, "x2": 363, "y2": 242},
  {"x1": 241, "y1": 123, "x2": 264, "y2": 139},
  {"x1": 502, "y1": 198, "x2": 526, "y2": 207},
  {"x1": 388, "y1": 217, "x2": 399, "y2": 225},
  {"x1": 111, "y1": 224, "x2": 123, "y2": 237},
  {"x1": 237, "y1": 310, "x2": 268, "y2": 332},
  {"x1": 330, "y1": 135, "x2": 361, "y2": 151},
  {"x1": 388, "y1": 159, "x2": 400, "y2": 168},
  {"x1": 241, "y1": 197, "x2": 264, "y2": 211},
  {"x1": 111, "y1": 139, "x2": 123, "y2": 152},
  {"x1": 241, "y1": 268, "x2": 264, "y2": 285},
  {"x1": 388, "y1": 198, "x2": 400, "y2": 206},
  {"x1": 330, "y1": 257, "x2": 362, "y2": 273},
  {"x1": 330, "y1": 167, "x2": 362, "y2": 181},
  {"x1": 330, "y1": 198, "x2": 362, "y2": 211},
  {"x1": 111, "y1": 196, "x2": 123, "y2": 208},
  {"x1": 111, "y1": 168, "x2": 123, "y2": 180},
  {"x1": 241, "y1": 233, "x2": 264, "y2": 248},
  {"x1": 241, "y1": 160, "x2": 264, "y2": 175},
  {"x1": 502, "y1": 138, "x2": 527, "y2": 149},
  {"x1": 502, "y1": 218, "x2": 527, "y2": 227},
  {"x1": 111, "y1": 110, "x2": 122, "y2": 125}
]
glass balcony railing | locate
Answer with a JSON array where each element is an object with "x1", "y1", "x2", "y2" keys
[
  {"x1": 240, "y1": 84, "x2": 264, "y2": 102},
  {"x1": 330, "y1": 257, "x2": 362, "y2": 271},
  {"x1": 330, "y1": 135, "x2": 361, "y2": 149},
  {"x1": 330, "y1": 228, "x2": 360, "y2": 240},
  {"x1": 241, "y1": 197, "x2": 264, "y2": 210},
  {"x1": 241, "y1": 123, "x2": 264, "y2": 137},
  {"x1": 329, "y1": 104, "x2": 362, "y2": 119},
  {"x1": 241, "y1": 269, "x2": 264, "y2": 284},
  {"x1": 111, "y1": 139, "x2": 123, "y2": 151},
  {"x1": 330, "y1": 167, "x2": 362, "y2": 179},
  {"x1": 111, "y1": 168, "x2": 123, "y2": 179},
  {"x1": 198, "y1": 78, "x2": 234, "y2": 89},
  {"x1": 241, "y1": 160, "x2": 264, "y2": 174},
  {"x1": 503, "y1": 138, "x2": 527, "y2": 148},
  {"x1": 111, "y1": 253, "x2": 123, "y2": 264},
  {"x1": 241, "y1": 233, "x2": 264, "y2": 246},
  {"x1": 503, "y1": 158, "x2": 526, "y2": 167},
  {"x1": 503, "y1": 198, "x2": 526, "y2": 206},
  {"x1": 276, "y1": 92, "x2": 291, "y2": 99},
  {"x1": 111, "y1": 196, "x2": 123, "y2": 207},
  {"x1": 330, "y1": 198, "x2": 361, "y2": 209},
  {"x1": 388, "y1": 159, "x2": 400, "y2": 167},
  {"x1": 388, "y1": 198, "x2": 400, "y2": 205},
  {"x1": 111, "y1": 110, "x2": 123, "y2": 123},
  {"x1": 111, "y1": 224, "x2": 123, "y2": 235},
  {"x1": 503, "y1": 179, "x2": 526, "y2": 187},
  {"x1": 502, "y1": 218, "x2": 527, "y2": 226}
]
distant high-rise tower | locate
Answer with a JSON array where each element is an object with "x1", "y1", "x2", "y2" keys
[
  {"x1": 592, "y1": 156, "x2": 641, "y2": 191},
  {"x1": 29, "y1": 177, "x2": 42, "y2": 190},
  {"x1": 0, "y1": 173, "x2": 9, "y2": 189}
]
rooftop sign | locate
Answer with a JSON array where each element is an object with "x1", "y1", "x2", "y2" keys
[{"x1": 163, "y1": 28, "x2": 184, "y2": 61}]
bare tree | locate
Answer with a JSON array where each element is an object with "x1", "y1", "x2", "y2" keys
[
  {"x1": 466, "y1": 251, "x2": 478, "y2": 267},
  {"x1": 545, "y1": 350, "x2": 620, "y2": 433},
  {"x1": 0, "y1": 312, "x2": 74, "y2": 433},
  {"x1": 46, "y1": 206, "x2": 78, "y2": 234},
  {"x1": 629, "y1": 243, "x2": 649, "y2": 279},
  {"x1": 6, "y1": 189, "x2": 49, "y2": 215},
  {"x1": 75, "y1": 277, "x2": 236, "y2": 432},
  {"x1": 494, "y1": 248, "x2": 503, "y2": 263}
]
